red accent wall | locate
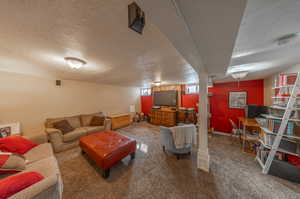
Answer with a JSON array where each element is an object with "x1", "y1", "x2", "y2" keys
[
  {"x1": 182, "y1": 94, "x2": 199, "y2": 112},
  {"x1": 140, "y1": 79, "x2": 264, "y2": 134},
  {"x1": 141, "y1": 96, "x2": 152, "y2": 115},
  {"x1": 209, "y1": 79, "x2": 264, "y2": 133}
]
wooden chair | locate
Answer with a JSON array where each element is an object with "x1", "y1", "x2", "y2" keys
[{"x1": 229, "y1": 119, "x2": 242, "y2": 145}]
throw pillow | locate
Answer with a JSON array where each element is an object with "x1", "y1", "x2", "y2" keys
[
  {"x1": 0, "y1": 136, "x2": 38, "y2": 154},
  {"x1": 90, "y1": 116, "x2": 105, "y2": 126},
  {"x1": 53, "y1": 120, "x2": 74, "y2": 134},
  {"x1": 0, "y1": 171, "x2": 44, "y2": 199},
  {"x1": 0, "y1": 154, "x2": 25, "y2": 174}
]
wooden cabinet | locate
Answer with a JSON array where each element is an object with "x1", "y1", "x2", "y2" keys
[
  {"x1": 108, "y1": 114, "x2": 131, "y2": 130},
  {"x1": 150, "y1": 110, "x2": 176, "y2": 127}
]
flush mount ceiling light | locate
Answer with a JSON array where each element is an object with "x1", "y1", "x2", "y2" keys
[
  {"x1": 153, "y1": 81, "x2": 162, "y2": 86},
  {"x1": 64, "y1": 57, "x2": 86, "y2": 69},
  {"x1": 230, "y1": 71, "x2": 248, "y2": 79}
]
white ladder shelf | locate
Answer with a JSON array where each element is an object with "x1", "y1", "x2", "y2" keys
[{"x1": 259, "y1": 72, "x2": 300, "y2": 174}]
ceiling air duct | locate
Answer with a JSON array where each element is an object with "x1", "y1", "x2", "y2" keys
[{"x1": 128, "y1": 2, "x2": 145, "y2": 34}]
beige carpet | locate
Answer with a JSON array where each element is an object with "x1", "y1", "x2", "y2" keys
[{"x1": 55, "y1": 122, "x2": 300, "y2": 199}]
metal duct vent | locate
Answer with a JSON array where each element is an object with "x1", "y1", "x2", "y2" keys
[{"x1": 276, "y1": 33, "x2": 300, "y2": 46}]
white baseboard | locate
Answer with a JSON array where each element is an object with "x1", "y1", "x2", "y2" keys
[{"x1": 212, "y1": 131, "x2": 232, "y2": 136}]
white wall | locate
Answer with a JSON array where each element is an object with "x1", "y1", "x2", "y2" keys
[
  {"x1": 264, "y1": 76, "x2": 273, "y2": 106},
  {"x1": 0, "y1": 72, "x2": 140, "y2": 135}
]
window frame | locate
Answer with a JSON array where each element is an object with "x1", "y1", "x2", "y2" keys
[
  {"x1": 185, "y1": 84, "x2": 199, "y2": 94},
  {"x1": 140, "y1": 88, "x2": 151, "y2": 96}
]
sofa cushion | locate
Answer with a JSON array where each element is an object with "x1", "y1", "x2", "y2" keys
[
  {"x1": 0, "y1": 136, "x2": 38, "y2": 155},
  {"x1": 80, "y1": 112, "x2": 105, "y2": 127},
  {"x1": 0, "y1": 154, "x2": 25, "y2": 174},
  {"x1": 90, "y1": 116, "x2": 105, "y2": 126},
  {"x1": 0, "y1": 171, "x2": 44, "y2": 199},
  {"x1": 24, "y1": 143, "x2": 53, "y2": 164},
  {"x1": 45, "y1": 117, "x2": 65, "y2": 128},
  {"x1": 65, "y1": 116, "x2": 81, "y2": 129},
  {"x1": 85, "y1": 126, "x2": 105, "y2": 135},
  {"x1": 53, "y1": 120, "x2": 74, "y2": 134},
  {"x1": 26, "y1": 157, "x2": 60, "y2": 178},
  {"x1": 62, "y1": 127, "x2": 87, "y2": 142},
  {"x1": 45, "y1": 115, "x2": 81, "y2": 128}
]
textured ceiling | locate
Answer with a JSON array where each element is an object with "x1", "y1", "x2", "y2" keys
[
  {"x1": 226, "y1": 0, "x2": 300, "y2": 81},
  {"x1": 0, "y1": 0, "x2": 198, "y2": 87}
]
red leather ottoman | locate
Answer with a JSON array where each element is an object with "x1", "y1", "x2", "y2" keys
[{"x1": 79, "y1": 131, "x2": 136, "y2": 178}]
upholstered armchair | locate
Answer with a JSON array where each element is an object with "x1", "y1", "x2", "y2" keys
[{"x1": 160, "y1": 126, "x2": 192, "y2": 159}]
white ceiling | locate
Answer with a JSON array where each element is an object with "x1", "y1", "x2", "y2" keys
[
  {"x1": 138, "y1": 0, "x2": 300, "y2": 83},
  {"x1": 2, "y1": 0, "x2": 296, "y2": 87},
  {"x1": 0, "y1": 0, "x2": 198, "y2": 87},
  {"x1": 226, "y1": 0, "x2": 300, "y2": 81}
]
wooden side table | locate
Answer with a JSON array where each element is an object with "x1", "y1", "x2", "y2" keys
[{"x1": 107, "y1": 114, "x2": 131, "y2": 130}]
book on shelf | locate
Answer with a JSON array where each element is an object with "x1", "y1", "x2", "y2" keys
[
  {"x1": 275, "y1": 73, "x2": 297, "y2": 87},
  {"x1": 257, "y1": 146, "x2": 284, "y2": 163},
  {"x1": 261, "y1": 133, "x2": 299, "y2": 155},
  {"x1": 287, "y1": 74, "x2": 297, "y2": 85},
  {"x1": 261, "y1": 118, "x2": 300, "y2": 137}
]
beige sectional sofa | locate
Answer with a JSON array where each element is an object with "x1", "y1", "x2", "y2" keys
[
  {"x1": 7, "y1": 133, "x2": 62, "y2": 199},
  {"x1": 45, "y1": 113, "x2": 111, "y2": 153}
]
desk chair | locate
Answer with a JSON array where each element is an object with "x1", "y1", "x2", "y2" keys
[{"x1": 229, "y1": 119, "x2": 242, "y2": 145}]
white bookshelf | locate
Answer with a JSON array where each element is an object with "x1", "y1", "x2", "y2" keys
[{"x1": 255, "y1": 72, "x2": 300, "y2": 175}]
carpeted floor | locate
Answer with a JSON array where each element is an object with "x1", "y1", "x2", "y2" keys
[{"x1": 55, "y1": 122, "x2": 300, "y2": 199}]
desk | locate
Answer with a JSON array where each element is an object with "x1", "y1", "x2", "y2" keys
[{"x1": 237, "y1": 117, "x2": 260, "y2": 154}]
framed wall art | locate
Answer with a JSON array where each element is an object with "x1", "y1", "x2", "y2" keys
[
  {"x1": 229, "y1": 91, "x2": 247, "y2": 109},
  {"x1": 0, "y1": 123, "x2": 20, "y2": 138}
]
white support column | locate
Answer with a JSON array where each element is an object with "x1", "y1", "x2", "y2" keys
[{"x1": 197, "y1": 73, "x2": 210, "y2": 172}]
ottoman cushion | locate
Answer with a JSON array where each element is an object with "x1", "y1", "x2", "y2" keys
[{"x1": 79, "y1": 131, "x2": 136, "y2": 170}]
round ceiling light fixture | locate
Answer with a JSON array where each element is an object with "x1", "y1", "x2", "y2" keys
[
  {"x1": 230, "y1": 71, "x2": 248, "y2": 79},
  {"x1": 230, "y1": 71, "x2": 249, "y2": 88},
  {"x1": 64, "y1": 57, "x2": 87, "y2": 69},
  {"x1": 153, "y1": 81, "x2": 162, "y2": 86}
]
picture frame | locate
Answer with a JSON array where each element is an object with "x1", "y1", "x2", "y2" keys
[
  {"x1": 0, "y1": 126, "x2": 11, "y2": 138},
  {"x1": 0, "y1": 123, "x2": 20, "y2": 138},
  {"x1": 229, "y1": 91, "x2": 247, "y2": 109}
]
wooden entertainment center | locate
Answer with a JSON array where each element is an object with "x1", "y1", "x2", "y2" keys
[
  {"x1": 150, "y1": 108, "x2": 177, "y2": 127},
  {"x1": 149, "y1": 85, "x2": 197, "y2": 127},
  {"x1": 149, "y1": 106, "x2": 197, "y2": 127}
]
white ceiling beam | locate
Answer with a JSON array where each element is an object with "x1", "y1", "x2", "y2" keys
[
  {"x1": 137, "y1": 0, "x2": 247, "y2": 77},
  {"x1": 136, "y1": 0, "x2": 205, "y2": 74}
]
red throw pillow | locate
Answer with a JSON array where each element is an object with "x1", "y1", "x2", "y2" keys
[
  {"x1": 0, "y1": 154, "x2": 26, "y2": 174},
  {"x1": 0, "y1": 136, "x2": 38, "y2": 154},
  {"x1": 0, "y1": 171, "x2": 44, "y2": 199}
]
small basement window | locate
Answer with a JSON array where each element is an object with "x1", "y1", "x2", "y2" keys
[
  {"x1": 186, "y1": 84, "x2": 199, "y2": 94},
  {"x1": 140, "y1": 88, "x2": 151, "y2": 96}
]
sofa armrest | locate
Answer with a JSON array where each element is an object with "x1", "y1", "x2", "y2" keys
[
  {"x1": 45, "y1": 128, "x2": 62, "y2": 135},
  {"x1": 23, "y1": 133, "x2": 48, "y2": 144},
  {"x1": 8, "y1": 174, "x2": 60, "y2": 199},
  {"x1": 104, "y1": 118, "x2": 112, "y2": 130}
]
